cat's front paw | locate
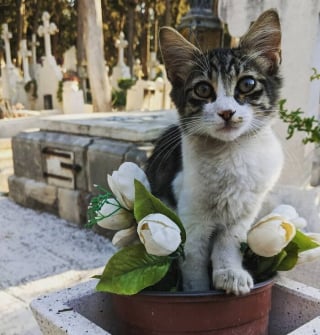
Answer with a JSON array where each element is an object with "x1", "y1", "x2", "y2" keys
[{"x1": 212, "y1": 268, "x2": 254, "y2": 295}]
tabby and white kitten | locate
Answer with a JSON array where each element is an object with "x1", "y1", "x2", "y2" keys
[{"x1": 146, "y1": 9, "x2": 284, "y2": 295}]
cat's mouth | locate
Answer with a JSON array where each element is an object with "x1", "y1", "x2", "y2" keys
[{"x1": 218, "y1": 123, "x2": 241, "y2": 132}]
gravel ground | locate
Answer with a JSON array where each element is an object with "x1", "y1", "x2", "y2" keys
[{"x1": 0, "y1": 195, "x2": 115, "y2": 335}]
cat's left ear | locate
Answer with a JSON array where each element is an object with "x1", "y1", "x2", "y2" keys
[
  {"x1": 159, "y1": 27, "x2": 201, "y2": 85},
  {"x1": 239, "y1": 9, "x2": 281, "y2": 74}
]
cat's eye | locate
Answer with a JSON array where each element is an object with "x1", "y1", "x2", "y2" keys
[
  {"x1": 194, "y1": 82, "x2": 214, "y2": 99},
  {"x1": 237, "y1": 77, "x2": 256, "y2": 94}
]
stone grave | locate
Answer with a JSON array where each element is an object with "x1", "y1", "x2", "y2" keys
[
  {"x1": 36, "y1": 11, "x2": 62, "y2": 110},
  {"x1": 8, "y1": 110, "x2": 178, "y2": 224},
  {"x1": 110, "y1": 31, "x2": 131, "y2": 89}
]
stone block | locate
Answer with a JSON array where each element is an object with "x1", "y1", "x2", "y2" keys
[
  {"x1": 12, "y1": 131, "x2": 46, "y2": 181},
  {"x1": 40, "y1": 131, "x2": 92, "y2": 191},
  {"x1": 58, "y1": 188, "x2": 90, "y2": 225},
  {"x1": 9, "y1": 175, "x2": 58, "y2": 215},
  {"x1": 87, "y1": 138, "x2": 132, "y2": 192},
  {"x1": 8, "y1": 175, "x2": 27, "y2": 206}
]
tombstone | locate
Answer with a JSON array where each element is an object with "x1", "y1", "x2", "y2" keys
[
  {"x1": 111, "y1": 32, "x2": 131, "y2": 89},
  {"x1": 63, "y1": 46, "x2": 77, "y2": 72},
  {"x1": 1, "y1": 24, "x2": 22, "y2": 104},
  {"x1": 19, "y1": 39, "x2": 31, "y2": 83},
  {"x1": 29, "y1": 33, "x2": 40, "y2": 80},
  {"x1": 62, "y1": 80, "x2": 85, "y2": 114},
  {"x1": 148, "y1": 51, "x2": 160, "y2": 80},
  {"x1": 36, "y1": 12, "x2": 62, "y2": 110},
  {"x1": 126, "y1": 79, "x2": 164, "y2": 111}
]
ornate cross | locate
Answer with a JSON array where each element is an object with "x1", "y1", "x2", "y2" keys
[
  {"x1": 1, "y1": 23, "x2": 13, "y2": 67},
  {"x1": 37, "y1": 11, "x2": 58, "y2": 58},
  {"x1": 30, "y1": 33, "x2": 39, "y2": 65},
  {"x1": 115, "y1": 32, "x2": 128, "y2": 66}
]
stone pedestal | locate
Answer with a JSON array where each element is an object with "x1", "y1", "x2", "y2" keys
[
  {"x1": 30, "y1": 276, "x2": 320, "y2": 335},
  {"x1": 9, "y1": 110, "x2": 178, "y2": 224}
]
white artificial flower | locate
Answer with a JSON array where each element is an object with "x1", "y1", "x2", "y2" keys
[
  {"x1": 271, "y1": 204, "x2": 307, "y2": 229},
  {"x1": 107, "y1": 162, "x2": 150, "y2": 210},
  {"x1": 96, "y1": 198, "x2": 134, "y2": 230},
  {"x1": 112, "y1": 226, "x2": 138, "y2": 248},
  {"x1": 247, "y1": 214, "x2": 296, "y2": 257},
  {"x1": 137, "y1": 213, "x2": 181, "y2": 256},
  {"x1": 297, "y1": 233, "x2": 320, "y2": 264}
]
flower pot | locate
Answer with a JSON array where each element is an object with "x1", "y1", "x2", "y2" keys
[{"x1": 112, "y1": 278, "x2": 273, "y2": 335}]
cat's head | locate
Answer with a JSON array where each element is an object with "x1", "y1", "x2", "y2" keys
[{"x1": 159, "y1": 9, "x2": 282, "y2": 142}]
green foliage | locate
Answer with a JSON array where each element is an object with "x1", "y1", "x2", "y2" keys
[
  {"x1": 93, "y1": 180, "x2": 185, "y2": 295},
  {"x1": 24, "y1": 79, "x2": 38, "y2": 99},
  {"x1": 56, "y1": 80, "x2": 63, "y2": 103},
  {"x1": 279, "y1": 68, "x2": 320, "y2": 145},
  {"x1": 134, "y1": 180, "x2": 186, "y2": 243},
  {"x1": 279, "y1": 99, "x2": 320, "y2": 145},
  {"x1": 111, "y1": 78, "x2": 136, "y2": 109},
  {"x1": 118, "y1": 78, "x2": 135, "y2": 90},
  {"x1": 310, "y1": 67, "x2": 320, "y2": 81},
  {"x1": 95, "y1": 244, "x2": 171, "y2": 295}
]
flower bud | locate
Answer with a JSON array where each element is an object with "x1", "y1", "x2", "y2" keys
[
  {"x1": 112, "y1": 226, "x2": 138, "y2": 248},
  {"x1": 137, "y1": 213, "x2": 181, "y2": 256},
  {"x1": 247, "y1": 214, "x2": 296, "y2": 257},
  {"x1": 107, "y1": 162, "x2": 150, "y2": 210},
  {"x1": 96, "y1": 198, "x2": 134, "y2": 230}
]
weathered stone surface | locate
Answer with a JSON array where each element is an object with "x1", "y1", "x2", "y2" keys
[
  {"x1": 12, "y1": 131, "x2": 46, "y2": 181},
  {"x1": 8, "y1": 175, "x2": 26, "y2": 206},
  {"x1": 87, "y1": 138, "x2": 132, "y2": 192},
  {"x1": 9, "y1": 175, "x2": 58, "y2": 215},
  {"x1": 57, "y1": 188, "x2": 90, "y2": 225},
  {"x1": 40, "y1": 110, "x2": 178, "y2": 142},
  {"x1": 40, "y1": 131, "x2": 93, "y2": 191}
]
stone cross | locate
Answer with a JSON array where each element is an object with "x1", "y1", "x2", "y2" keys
[
  {"x1": 148, "y1": 51, "x2": 159, "y2": 80},
  {"x1": 1, "y1": 24, "x2": 13, "y2": 68},
  {"x1": 19, "y1": 39, "x2": 32, "y2": 82},
  {"x1": 37, "y1": 11, "x2": 58, "y2": 58},
  {"x1": 115, "y1": 32, "x2": 128, "y2": 66},
  {"x1": 30, "y1": 33, "x2": 39, "y2": 65}
]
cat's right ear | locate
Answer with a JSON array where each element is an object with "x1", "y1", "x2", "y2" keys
[{"x1": 159, "y1": 27, "x2": 200, "y2": 84}]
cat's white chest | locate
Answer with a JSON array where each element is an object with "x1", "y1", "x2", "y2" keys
[{"x1": 176, "y1": 127, "x2": 283, "y2": 233}]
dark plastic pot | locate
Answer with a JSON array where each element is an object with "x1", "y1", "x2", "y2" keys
[{"x1": 112, "y1": 278, "x2": 273, "y2": 335}]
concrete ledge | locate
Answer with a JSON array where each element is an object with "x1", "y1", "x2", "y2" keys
[{"x1": 30, "y1": 276, "x2": 320, "y2": 335}]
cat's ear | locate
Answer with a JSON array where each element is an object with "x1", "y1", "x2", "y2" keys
[
  {"x1": 239, "y1": 9, "x2": 281, "y2": 74},
  {"x1": 159, "y1": 27, "x2": 200, "y2": 84}
]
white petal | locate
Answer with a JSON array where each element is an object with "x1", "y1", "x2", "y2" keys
[
  {"x1": 137, "y1": 213, "x2": 181, "y2": 256},
  {"x1": 97, "y1": 202, "x2": 134, "y2": 230},
  {"x1": 112, "y1": 226, "x2": 138, "y2": 248},
  {"x1": 271, "y1": 204, "x2": 298, "y2": 220}
]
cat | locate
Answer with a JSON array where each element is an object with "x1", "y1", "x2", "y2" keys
[{"x1": 145, "y1": 9, "x2": 284, "y2": 295}]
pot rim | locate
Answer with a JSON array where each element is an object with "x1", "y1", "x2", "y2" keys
[{"x1": 139, "y1": 277, "x2": 274, "y2": 297}]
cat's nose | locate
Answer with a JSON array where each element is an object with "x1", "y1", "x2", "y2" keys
[{"x1": 218, "y1": 109, "x2": 236, "y2": 121}]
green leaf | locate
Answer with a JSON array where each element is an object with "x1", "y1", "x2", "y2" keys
[
  {"x1": 96, "y1": 244, "x2": 171, "y2": 295},
  {"x1": 292, "y1": 230, "x2": 319, "y2": 252},
  {"x1": 134, "y1": 180, "x2": 186, "y2": 242},
  {"x1": 277, "y1": 242, "x2": 299, "y2": 271}
]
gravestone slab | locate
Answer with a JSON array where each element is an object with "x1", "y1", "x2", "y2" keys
[
  {"x1": 9, "y1": 110, "x2": 178, "y2": 224},
  {"x1": 40, "y1": 110, "x2": 178, "y2": 141}
]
